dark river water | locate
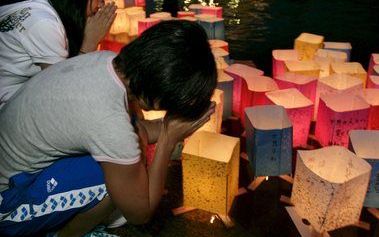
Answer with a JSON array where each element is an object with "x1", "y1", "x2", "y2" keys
[{"x1": 157, "y1": 0, "x2": 379, "y2": 75}]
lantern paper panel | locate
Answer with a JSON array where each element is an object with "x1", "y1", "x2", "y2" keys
[
  {"x1": 200, "y1": 6, "x2": 222, "y2": 18},
  {"x1": 245, "y1": 105, "x2": 292, "y2": 177},
  {"x1": 274, "y1": 72, "x2": 317, "y2": 103},
  {"x1": 180, "y1": 16, "x2": 197, "y2": 22},
  {"x1": 314, "y1": 49, "x2": 348, "y2": 78},
  {"x1": 150, "y1": 12, "x2": 172, "y2": 20},
  {"x1": 217, "y1": 70, "x2": 233, "y2": 119},
  {"x1": 188, "y1": 4, "x2": 204, "y2": 14},
  {"x1": 105, "y1": 0, "x2": 127, "y2": 8},
  {"x1": 212, "y1": 47, "x2": 229, "y2": 62},
  {"x1": 177, "y1": 11, "x2": 195, "y2": 18},
  {"x1": 209, "y1": 39, "x2": 229, "y2": 52},
  {"x1": 110, "y1": 8, "x2": 130, "y2": 34},
  {"x1": 330, "y1": 62, "x2": 367, "y2": 87},
  {"x1": 272, "y1": 49, "x2": 299, "y2": 78},
  {"x1": 224, "y1": 64, "x2": 264, "y2": 118},
  {"x1": 368, "y1": 53, "x2": 379, "y2": 76},
  {"x1": 315, "y1": 93, "x2": 370, "y2": 147},
  {"x1": 359, "y1": 89, "x2": 379, "y2": 130},
  {"x1": 368, "y1": 75, "x2": 379, "y2": 89},
  {"x1": 197, "y1": 17, "x2": 225, "y2": 40},
  {"x1": 138, "y1": 18, "x2": 160, "y2": 35},
  {"x1": 284, "y1": 60, "x2": 320, "y2": 78},
  {"x1": 349, "y1": 130, "x2": 379, "y2": 207},
  {"x1": 294, "y1": 33, "x2": 324, "y2": 61},
  {"x1": 374, "y1": 65, "x2": 379, "y2": 76},
  {"x1": 323, "y1": 42, "x2": 352, "y2": 61},
  {"x1": 198, "y1": 89, "x2": 224, "y2": 133},
  {"x1": 126, "y1": 7, "x2": 146, "y2": 36},
  {"x1": 314, "y1": 74, "x2": 363, "y2": 120},
  {"x1": 291, "y1": 146, "x2": 371, "y2": 233},
  {"x1": 182, "y1": 131, "x2": 240, "y2": 216},
  {"x1": 265, "y1": 88, "x2": 313, "y2": 147}
]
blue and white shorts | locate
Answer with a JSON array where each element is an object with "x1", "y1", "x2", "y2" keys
[{"x1": 0, "y1": 156, "x2": 108, "y2": 237}]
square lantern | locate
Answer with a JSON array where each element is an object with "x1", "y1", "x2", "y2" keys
[
  {"x1": 98, "y1": 40, "x2": 125, "y2": 53},
  {"x1": 182, "y1": 131, "x2": 240, "y2": 216},
  {"x1": 245, "y1": 105, "x2": 292, "y2": 177},
  {"x1": 314, "y1": 74, "x2": 363, "y2": 120},
  {"x1": 349, "y1": 130, "x2": 379, "y2": 207},
  {"x1": 323, "y1": 42, "x2": 352, "y2": 61},
  {"x1": 291, "y1": 146, "x2": 371, "y2": 233},
  {"x1": 138, "y1": 18, "x2": 160, "y2": 36},
  {"x1": 126, "y1": 7, "x2": 146, "y2": 36},
  {"x1": 196, "y1": 15, "x2": 225, "y2": 40},
  {"x1": 315, "y1": 93, "x2": 370, "y2": 147},
  {"x1": 177, "y1": 11, "x2": 195, "y2": 18},
  {"x1": 368, "y1": 75, "x2": 379, "y2": 89},
  {"x1": 266, "y1": 88, "x2": 313, "y2": 147},
  {"x1": 198, "y1": 89, "x2": 224, "y2": 133},
  {"x1": 330, "y1": 62, "x2": 367, "y2": 87},
  {"x1": 212, "y1": 47, "x2": 229, "y2": 63},
  {"x1": 200, "y1": 6, "x2": 223, "y2": 18},
  {"x1": 274, "y1": 72, "x2": 317, "y2": 103},
  {"x1": 314, "y1": 49, "x2": 348, "y2": 78},
  {"x1": 180, "y1": 16, "x2": 197, "y2": 22},
  {"x1": 272, "y1": 49, "x2": 299, "y2": 78},
  {"x1": 209, "y1": 39, "x2": 229, "y2": 52},
  {"x1": 294, "y1": 33, "x2": 324, "y2": 61},
  {"x1": 217, "y1": 70, "x2": 233, "y2": 119},
  {"x1": 150, "y1": 12, "x2": 172, "y2": 21},
  {"x1": 367, "y1": 53, "x2": 378, "y2": 76},
  {"x1": 224, "y1": 64, "x2": 264, "y2": 118},
  {"x1": 359, "y1": 89, "x2": 379, "y2": 130},
  {"x1": 110, "y1": 8, "x2": 130, "y2": 34},
  {"x1": 188, "y1": 4, "x2": 204, "y2": 15},
  {"x1": 284, "y1": 60, "x2": 320, "y2": 77}
]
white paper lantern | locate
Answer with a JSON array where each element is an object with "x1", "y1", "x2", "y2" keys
[{"x1": 323, "y1": 42, "x2": 352, "y2": 61}]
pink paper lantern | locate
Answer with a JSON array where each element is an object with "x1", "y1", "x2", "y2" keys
[
  {"x1": 359, "y1": 89, "x2": 379, "y2": 130},
  {"x1": 367, "y1": 75, "x2": 379, "y2": 89},
  {"x1": 272, "y1": 49, "x2": 299, "y2": 78},
  {"x1": 224, "y1": 64, "x2": 264, "y2": 118},
  {"x1": 330, "y1": 62, "x2": 367, "y2": 88},
  {"x1": 209, "y1": 39, "x2": 229, "y2": 52},
  {"x1": 266, "y1": 88, "x2": 313, "y2": 147},
  {"x1": 135, "y1": 0, "x2": 145, "y2": 7},
  {"x1": 138, "y1": 18, "x2": 160, "y2": 36},
  {"x1": 177, "y1": 11, "x2": 195, "y2": 18},
  {"x1": 315, "y1": 93, "x2": 370, "y2": 147},
  {"x1": 274, "y1": 72, "x2": 317, "y2": 103},
  {"x1": 200, "y1": 6, "x2": 223, "y2": 18},
  {"x1": 98, "y1": 40, "x2": 125, "y2": 53},
  {"x1": 314, "y1": 49, "x2": 348, "y2": 78},
  {"x1": 368, "y1": 53, "x2": 379, "y2": 76},
  {"x1": 188, "y1": 4, "x2": 204, "y2": 14},
  {"x1": 284, "y1": 60, "x2": 320, "y2": 77}
]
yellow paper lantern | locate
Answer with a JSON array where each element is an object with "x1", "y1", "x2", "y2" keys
[
  {"x1": 330, "y1": 62, "x2": 367, "y2": 87},
  {"x1": 314, "y1": 49, "x2": 348, "y2": 78},
  {"x1": 126, "y1": 7, "x2": 145, "y2": 36},
  {"x1": 323, "y1": 42, "x2": 352, "y2": 61},
  {"x1": 294, "y1": 33, "x2": 324, "y2": 60},
  {"x1": 198, "y1": 89, "x2": 224, "y2": 133},
  {"x1": 110, "y1": 8, "x2": 130, "y2": 34},
  {"x1": 284, "y1": 60, "x2": 320, "y2": 77}
]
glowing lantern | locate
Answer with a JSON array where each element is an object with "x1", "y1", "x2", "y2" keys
[
  {"x1": 209, "y1": 39, "x2": 229, "y2": 52},
  {"x1": 368, "y1": 54, "x2": 379, "y2": 76},
  {"x1": 359, "y1": 89, "x2": 379, "y2": 130},
  {"x1": 374, "y1": 65, "x2": 379, "y2": 76},
  {"x1": 182, "y1": 131, "x2": 240, "y2": 216},
  {"x1": 245, "y1": 105, "x2": 292, "y2": 176},
  {"x1": 368, "y1": 75, "x2": 379, "y2": 89},
  {"x1": 188, "y1": 4, "x2": 204, "y2": 14},
  {"x1": 150, "y1": 12, "x2": 172, "y2": 21},
  {"x1": 198, "y1": 89, "x2": 224, "y2": 133},
  {"x1": 110, "y1": 8, "x2": 130, "y2": 34},
  {"x1": 291, "y1": 146, "x2": 371, "y2": 233},
  {"x1": 330, "y1": 62, "x2": 367, "y2": 87},
  {"x1": 265, "y1": 88, "x2": 313, "y2": 147},
  {"x1": 134, "y1": 0, "x2": 145, "y2": 7},
  {"x1": 274, "y1": 72, "x2": 317, "y2": 103},
  {"x1": 272, "y1": 49, "x2": 299, "y2": 78},
  {"x1": 294, "y1": 33, "x2": 324, "y2": 61},
  {"x1": 177, "y1": 11, "x2": 195, "y2": 18},
  {"x1": 196, "y1": 15, "x2": 225, "y2": 40},
  {"x1": 217, "y1": 70, "x2": 233, "y2": 119},
  {"x1": 212, "y1": 47, "x2": 229, "y2": 62},
  {"x1": 349, "y1": 130, "x2": 379, "y2": 207},
  {"x1": 98, "y1": 40, "x2": 125, "y2": 53},
  {"x1": 105, "y1": 0, "x2": 127, "y2": 8},
  {"x1": 125, "y1": 7, "x2": 145, "y2": 36},
  {"x1": 224, "y1": 64, "x2": 264, "y2": 118},
  {"x1": 105, "y1": 0, "x2": 145, "y2": 7},
  {"x1": 284, "y1": 60, "x2": 320, "y2": 77},
  {"x1": 315, "y1": 93, "x2": 370, "y2": 147},
  {"x1": 314, "y1": 49, "x2": 348, "y2": 78},
  {"x1": 200, "y1": 6, "x2": 223, "y2": 18},
  {"x1": 323, "y1": 42, "x2": 352, "y2": 61},
  {"x1": 180, "y1": 16, "x2": 197, "y2": 22},
  {"x1": 137, "y1": 18, "x2": 160, "y2": 36}
]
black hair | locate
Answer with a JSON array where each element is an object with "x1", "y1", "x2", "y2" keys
[
  {"x1": 49, "y1": 0, "x2": 88, "y2": 57},
  {"x1": 114, "y1": 20, "x2": 217, "y2": 120}
]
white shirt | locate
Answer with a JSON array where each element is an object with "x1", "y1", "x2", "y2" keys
[{"x1": 0, "y1": 0, "x2": 68, "y2": 107}]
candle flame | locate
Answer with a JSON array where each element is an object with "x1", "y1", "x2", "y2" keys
[
  {"x1": 265, "y1": 176, "x2": 269, "y2": 181},
  {"x1": 210, "y1": 215, "x2": 216, "y2": 224}
]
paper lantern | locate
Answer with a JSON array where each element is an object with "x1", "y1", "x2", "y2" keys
[
  {"x1": 294, "y1": 33, "x2": 324, "y2": 61},
  {"x1": 110, "y1": 8, "x2": 130, "y2": 34},
  {"x1": 349, "y1": 130, "x2": 379, "y2": 207},
  {"x1": 314, "y1": 74, "x2": 363, "y2": 120},
  {"x1": 182, "y1": 131, "x2": 240, "y2": 216},
  {"x1": 177, "y1": 11, "x2": 195, "y2": 18},
  {"x1": 274, "y1": 72, "x2": 317, "y2": 103},
  {"x1": 291, "y1": 146, "x2": 371, "y2": 233},
  {"x1": 315, "y1": 93, "x2": 370, "y2": 147},
  {"x1": 272, "y1": 49, "x2": 299, "y2": 78},
  {"x1": 200, "y1": 6, "x2": 222, "y2": 18},
  {"x1": 314, "y1": 49, "x2": 348, "y2": 78},
  {"x1": 196, "y1": 15, "x2": 225, "y2": 40},
  {"x1": 224, "y1": 64, "x2": 264, "y2": 118},
  {"x1": 323, "y1": 42, "x2": 352, "y2": 61},
  {"x1": 125, "y1": 7, "x2": 145, "y2": 36},
  {"x1": 367, "y1": 53, "x2": 379, "y2": 76},
  {"x1": 188, "y1": 4, "x2": 204, "y2": 14},
  {"x1": 98, "y1": 40, "x2": 125, "y2": 53},
  {"x1": 284, "y1": 60, "x2": 320, "y2": 77},
  {"x1": 106, "y1": 0, "x2": 145, "y2": 8},
  {"x1": 217, "y1": 70, "x2": 233, "y2": 119},
  {"x1": 374, "y1": 65, "x2": 379, "y2": 76},
  {"x1": 137, "y1": 18, "x2": 160, "y2": 35},
  {"x1": 245, "y1": 105, "x2": 292, "y2": 177},
  {"x1": 212, "y1": 47, "x2": 229, "y2": 62},
  {"x1": 209, "y1": 39, "x2": 229, "y2": 52},
  {"x1": 330, "y1": 62, "x2": 367, "y2": 87},
  {"x1": 134, "y1": 0, "x2": 145, "y2": 7},
  {"x1": 266, "y1": 88, "x2": 313, "y2": 147},
  {"x1": 359, "y1": 89, "x2": 379, "y2": 130},
  {"x1": 198, "y1": 89, "x2": 224, "y2": 133},
  {"x1": 368, "y1": 75, "x2": 379, "y2": 89},
  {"x1": 180, "y1": 16, "x2": 197, "y2": 22},
  {"x1": 150, "y1": 12, "x2": 172, "y2": 21}
]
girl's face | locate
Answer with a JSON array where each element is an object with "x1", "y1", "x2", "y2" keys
[{"x1": 86, "y1": 0, "x2": 105, "y2": 17}]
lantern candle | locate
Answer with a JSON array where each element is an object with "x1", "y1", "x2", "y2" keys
[
  {"x1": 323, "y1": 42, "x2": 352, "y2": 61},
  {"x1": 198, "y1": 89, "x2": 224, "y2": 133},
  {"x1": 368, "y1": 75, "x2": 379, "y2": 89},
  {"x1": 177, "y1": 11, "x2": 195, "y2": 18},
  {"x1": 284, "y1": 60, "x2": 320, "y2": 77},
  {"x1": 137, "y1": 18, "x2": 160, "y2": 36},
  {"x1": 209, "y1": 39, "x2": 229, "y2": 52},
  {"x1": 265, "y1": 88, "x2": 313, "y2": 147},
  {"x1": 272, "y1": 49, "x2": 299, "y2": 78},
  {"x1": 182, "y1": 131, "x2": 240, "y2": 216},
  {"x1": 315, "y1": 93, "x2": 370, "y2": 147},
  {"x1": 217, "y1": 70, "x2": 233, "y2": 119},
  {"x1": 330, "y1": 62, "x2": 367, "y2": 87},
  {"x1": 150, "y1": 12, "x2": 172, "y2": 21},
  {"x1": 200, "y1": 6, "x2": 223, "y2": 18},
  {"x1": 294, "y1": 33, "x2": 324, "y2": 61},
  {"x1": 245, "y1": 105, "x2": 292, "y2": 177},
  {"x1": 291, "y1": 146, "x2": 371, "y2": 233},
  {"x1": 349, "y1": 130, "x2": 379, "y2": 208},
  {"x1": 359, "y1": 89, "x2": 379, "y2": 130}
]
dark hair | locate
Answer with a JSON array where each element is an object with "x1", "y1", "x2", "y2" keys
[
  {"x1": 114, "y1": 20, "x2": 217, "y2": 120},
  {"x1": 49, "y1": 0, "x2": 87, "y2": 57}
]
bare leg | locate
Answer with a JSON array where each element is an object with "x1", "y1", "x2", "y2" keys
[{"x1": 58, "y1": 196, "x2": 115, "y2": 237}]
